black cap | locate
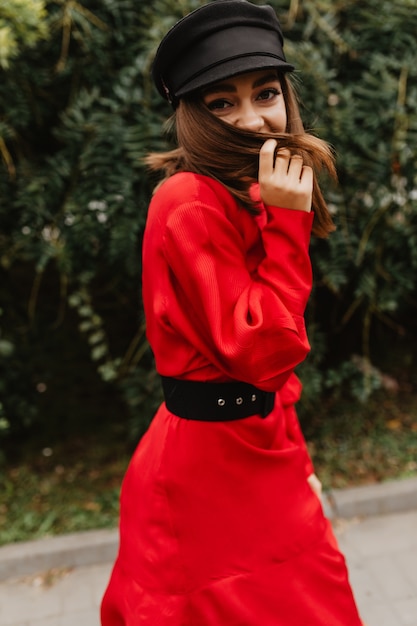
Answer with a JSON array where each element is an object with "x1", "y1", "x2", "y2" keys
[{"x1": 152, "y1": 0, "x2": 294, "y2": 105}]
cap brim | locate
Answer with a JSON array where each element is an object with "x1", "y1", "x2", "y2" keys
[{"x1": 175, "y1": 55, "x2": 294, "y2": 98}]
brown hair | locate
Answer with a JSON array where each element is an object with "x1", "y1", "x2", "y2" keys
[{"x1": 146, "y1": 75, "x2": 336, "y2": 238}]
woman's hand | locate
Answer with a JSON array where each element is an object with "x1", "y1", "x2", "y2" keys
[
  {"x1": 307, "y1": 473, "x2": 323, "y2": 501},
  {"x1": 259, "y1": 139, "x2": 313, "y2": 212}
]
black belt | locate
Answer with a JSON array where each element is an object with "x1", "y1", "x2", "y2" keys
[{"x1": 160, "y1": 376, "x2": 275, "y2": 421}]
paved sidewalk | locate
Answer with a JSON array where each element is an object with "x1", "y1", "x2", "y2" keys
[
  {"x1": 0, "y1": 562, "x2": 108, "y2": 626},
  {"x1": 1, "y1": 478, "x2": 417, "y2": 626},
  {"x1": 336, "y1": 509, "x2": 417, "y2": 626}
]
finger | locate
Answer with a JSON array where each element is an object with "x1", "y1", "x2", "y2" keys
[
  {"x1": 259, "y1": 139, "x2": 277, "y2": 177},
  {"x1": 297, "y1": 166, "x2": 314, "y2": 210},
  {"x1": 273, "y1": 147, "x2": 291, "y2": 174},
  {"x1": 286, "y1": 154, "x2": 304, "y2": 180},
  {"x1": 299, "y1": 164, "x2": 313, "y2": 188}
]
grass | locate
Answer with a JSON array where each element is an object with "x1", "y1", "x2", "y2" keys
[
  {"x1": 0, "y1": 436, "x2": 131, "y2": 546},
  {"x1": 303, "y1": 388, "x2": 417, "y2": 489},
  {"x1": 1, "y1": 387, "x2": 416, "y2": 547},
  {"x1": 312, "y1": 428, "x2": 417, "y2": 490}
]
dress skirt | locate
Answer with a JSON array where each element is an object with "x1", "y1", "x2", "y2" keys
[{"x1": 101, "y1": 399, "x2": 362, "y2": 625}]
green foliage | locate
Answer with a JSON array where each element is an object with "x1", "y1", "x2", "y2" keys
[
  {"x1": 269, "y1": 0, "x2": 417, "y2": 413},
  {"x1": 0, "y1": 0, "x2": 48, "y2": 68},
  {"x1": 0, "y1": 0, "x2": 416, "y2": 446}
]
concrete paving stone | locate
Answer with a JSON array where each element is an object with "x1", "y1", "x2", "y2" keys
[
  {"x1": 60, "y1": 570, "x2": 95, "y2": 613},
  {"x1": 89, "y1": 563, "x2": 112, "y2": 607},
  {"x1": 0, "y1": 565, "x2": 108, "y2": 626},
  {"x1": 365, "y1": 554, "x2": 416, "y2": 601},
  {"x1": 57, "y1": 563, "x2": 108, "y2": 613},
  {"x1": 337, "y1": 509, "x2": 417, "y2": 558},
  {"x1": 0, "y1": 579, "x2": 62, "y2": 624},
  {"x1": 396, "y1": 550, "x2": 417, "y2": 589},
  {"x1": 358, "y1": 602, "x2": 403, "y2": 626},
  {"x1": 393, "y1": 598, "x2": 417, "y2": 625},
  {"x1": 335, "y1": 510, "x2": 417, "y2": 626},
  {"x1": 341, "y1": 558, "x2": 385, "y2": 608},
  {"x1": 59, "y1": 608, "x2": 101, "y2": 626},
  {"x1": 29, "y1": 618, "x2": 61, "y2": 626}
]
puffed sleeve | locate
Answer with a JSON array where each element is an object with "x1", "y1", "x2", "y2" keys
[{"x1": 161, "y1": 189, "x2": 314, "y2": 392}]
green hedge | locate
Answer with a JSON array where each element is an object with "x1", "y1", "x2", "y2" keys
[{"x1": 1, "y1": 0, "x2": 416, "y2": 444}]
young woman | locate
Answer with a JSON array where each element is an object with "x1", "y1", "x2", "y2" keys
[{"x1": 101, "y1": 1, "x2": 364, "y2": 624}]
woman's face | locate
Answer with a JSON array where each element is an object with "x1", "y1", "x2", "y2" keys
[{"x1": 201, "y1": 69, "x2": 287, "y2": 134}]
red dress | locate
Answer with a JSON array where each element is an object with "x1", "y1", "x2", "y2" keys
[{"x1": 101, "y1": 173, "x2": 362, "y2": 625}]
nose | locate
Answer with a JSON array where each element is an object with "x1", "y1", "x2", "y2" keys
[{"x1": 234, "y1": 103, "x2": 264, "y2": 132}]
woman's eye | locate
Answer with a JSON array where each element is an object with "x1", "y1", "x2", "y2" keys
[
  {"x1": 258, "y1": 88, "x2": 280, "y2": 101},
  {"x1": 205, "y1": 98, "x2": 231, "y2": 111}
]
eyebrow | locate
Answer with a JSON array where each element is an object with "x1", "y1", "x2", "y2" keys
[{"x1": 202, "y1": 72, "x2": 280, "y2": 97}]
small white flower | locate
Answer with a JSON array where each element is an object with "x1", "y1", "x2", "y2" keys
[
  {"x1": 393, "y1": 193, "x2": 406, "y2": 207},
  {"x1": 97, "y1": 212, "x2": 108, "y2": 223},
  {"x1": 42, "y1": 226, "x2": 60, "y2": 242},
  {"x1": 88, "y1": 200, "x2": 107, "y2": 211},
  {"x1": 362, "y1": 193, "x2": 374, "y2": 208},
  {"x1": 21, "y1": 226, "x2": 31, "y2": 235}
]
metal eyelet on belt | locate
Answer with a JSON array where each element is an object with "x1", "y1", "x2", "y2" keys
[
  {"x1": 217, "y1": 398, "x2": 226, "y2": 406},
  {"x1": 251, "y1": 394, "x2": 257, "y2": 402},
  {"x1": 236, "y1": 397, "x2": 243, "y2": 405}
]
